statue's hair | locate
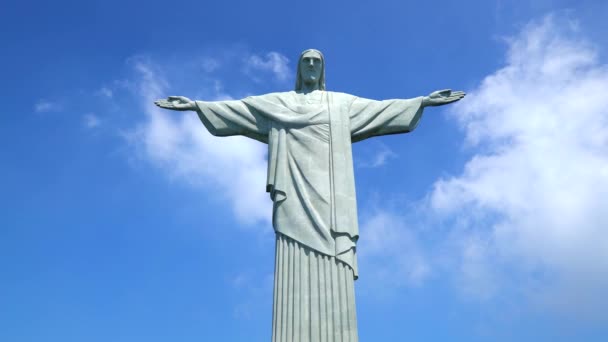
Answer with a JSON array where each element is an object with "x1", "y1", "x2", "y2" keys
[{"x1": 295, "y1": 49, "x2": 326, "y2": 91}]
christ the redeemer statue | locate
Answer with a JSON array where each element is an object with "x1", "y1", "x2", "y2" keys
[{"x1": 155, "y1": 49, "x2": 465, "y2": 342}]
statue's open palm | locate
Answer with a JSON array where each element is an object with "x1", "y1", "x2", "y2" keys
[
  {"x1": 154, "y1": 96, "x2": 196, "y2": 111},
  {"x1": 423, "y1": 89, "x2": 465, "y2": 107}
]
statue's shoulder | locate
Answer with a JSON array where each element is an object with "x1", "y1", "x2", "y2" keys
[
  {"x1": 246, "y1": 91, "x2": 296, "y2": 101},
  {"x1": 267, "y1": 91, "x2": 295, "y2": 96},
  {"x1": 246, "y1": 91, "x2": 357, "y2": 102},
  {"x1": 325, "y1": 91, "x2": 358, "y2": 102}
]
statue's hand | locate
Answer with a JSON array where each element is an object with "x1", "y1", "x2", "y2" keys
[
  {"x1": 422, "y1": 89, "x2": 466, "y2": 107},
  {"x1": 154, "y1": 96, "x2": 196, "y2": 111}
]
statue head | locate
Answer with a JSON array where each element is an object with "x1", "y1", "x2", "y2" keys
[{"x1": 295, "y1": 49, "x2": 326, "y2": 91}]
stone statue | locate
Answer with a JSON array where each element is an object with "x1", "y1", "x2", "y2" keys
[{"x1": 155, "y1": 49, "x2": 464, "y2": 342}]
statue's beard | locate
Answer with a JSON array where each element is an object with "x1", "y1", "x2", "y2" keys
[{"x1": 304, "y1": 75, "x2": 318, "y2": 84}]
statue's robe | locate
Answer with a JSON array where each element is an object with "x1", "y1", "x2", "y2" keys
[{"x1": 195, "y1": 91, "x2": 424, "y2": 342}]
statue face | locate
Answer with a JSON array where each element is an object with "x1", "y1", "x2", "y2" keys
[{"x1": 299, "y1": 50, "x2": 323, "y2": 86}]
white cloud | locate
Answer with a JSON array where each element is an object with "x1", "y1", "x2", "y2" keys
[
  {"x1": 83, "y1": 113, "x2": 101, "y2": 128},
  {"x1": 34, "y1": 99, "x2": 61, "y2": 113},
  {"x1": 126, "y1": 57, "x2": 272, "y2": 227},
  {"x1": 245, "y1": 52, "x2": 291, "y2": 82},
  {"x1": 429, "y1": 15, "x2": 608, "y2": 320},
  {"x1": 358, "y1": 210, "x2": 431, "y2": 288}
]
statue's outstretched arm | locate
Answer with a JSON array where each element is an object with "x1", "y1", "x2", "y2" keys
[
  {"x1": 154, "y1": 96, "x2": 197, "y2": 111},
  {"x1": 154, "y1": 95, "x2": 270, "y2": 143},
  {"x1": 422, "y1": 89, "x2": 466, "y2": 107}
]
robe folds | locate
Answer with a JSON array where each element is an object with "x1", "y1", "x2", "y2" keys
[{"x1": 195, "y1": 91, "x2": 424, "y2": 279}]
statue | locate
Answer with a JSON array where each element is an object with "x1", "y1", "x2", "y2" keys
[{"x1": 155, "y1": 49, "x2": 465, "y2": 342}]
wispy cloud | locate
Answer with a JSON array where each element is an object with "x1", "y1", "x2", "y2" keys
[
  {"x1": 200, "y1": 57, "x2": 221, "y2": 73},
  {"x1": 34, "y1": 99, "x2": 61, "y2": 113},
  {"x1": 358, "y1": 209, "x2": 431, "y2": 289},
  {"x1": 357, "y1": 142, "x2": 397, "y2": 168},
  {"x1": 245, "y1": 52, "x2": 291, "y2": 82},
  {"x1": 96, "y1": 87, "x2": 113, "y2": 98},
  {"x1": 125, "y1": 56, "x2": 272, "y2": 227},
  {"x1": 83, "y1": 113, "x2": 101, "y2": 128},
  {"x1": 429, "y1": 14, "x2": 608, "y2": 320},
  {"x1": 230, "y1": 271, "x2": 274, "y2": 319}
]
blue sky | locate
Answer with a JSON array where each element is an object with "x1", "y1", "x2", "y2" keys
[{"x1": 2, "y1": 1, "x2": 608, "y2": 341}]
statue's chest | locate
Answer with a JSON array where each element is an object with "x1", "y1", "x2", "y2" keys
[{"x1": 296, "y1": 92, "x2": 324, "y2": 105}]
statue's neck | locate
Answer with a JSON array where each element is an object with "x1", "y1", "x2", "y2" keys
[{"x1": 300, "y1": 82, "x2": 320, "y2": 94}]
